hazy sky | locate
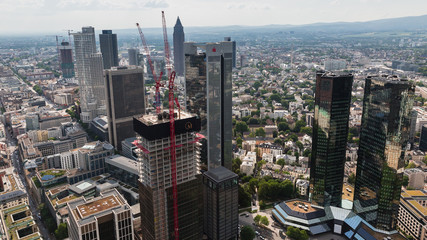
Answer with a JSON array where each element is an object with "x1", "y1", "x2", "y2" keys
[{"x1": 1, "y1": 0, "x2": 427, "y2": 34}]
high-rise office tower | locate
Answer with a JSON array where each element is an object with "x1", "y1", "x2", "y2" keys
[
  {"x1": 184, "y1": 41, "x2": 233, "y2": 170},
  {"x1": 203, "y1": 166, "x2": 239, "y2": 240},
  {"x1": 223, "y1": 37, "x2": 236, "y2": 69},
  {"x1": 59, "y1": 42, "x2": 75, "y2": 78},
  {"x1": 173, "y1": 17, "x2": 185, "y2": 76},
  {"x1": 99, "y1": 30, "x2": 119, "y2": 69},
  {"x1": 73, "y1": 27, "x2": 106, "y2": 123},
  {"x1": 134, "y1": 112, "x2": 203, "y2": 240},
  {"x1": 184, "y1": 41, "x2": 237, "y2": 240},
  {"x1": 105, "y1": 67, "x2": 145, "y2": 151},
  {"x1": 128, "y1": 48, "x2": 138, "y2": 66},
  {"x1": 419, "y1": 125, "x2": 427, "y2": 151},
  {"x1": 309, "y1": 72, "x2": 353, "y2": 207},
  {"x1": 353, "y1": 75, "x2": 415, "y2": 231},
  {"x1": 67, "y1": 188, "x2": 134, "y2": 240}
]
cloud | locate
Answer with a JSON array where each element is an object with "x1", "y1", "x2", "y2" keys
[
  {"x1": 144, "y1": 0, "x2": 168, "y2": 8},
  {"x1": 329, "y1": 0, "x2": 341, "y2": 6},
  {"x1": 227, "y1": 2, "x2": 271, "y2": 10}
]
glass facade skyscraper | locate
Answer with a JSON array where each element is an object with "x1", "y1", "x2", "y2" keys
[
  {"x1": 99, "y1": 30, "x2": 118, "y2": 69},
  {"x1": 309, "y1": 72, "x2": 353, "y2": 207},
  {"x1": 353, "y1": 75, "x2": 415, "y2": 231},
  {"x1": 184, "y1": 41, "x2": 233, "y2": 170}
]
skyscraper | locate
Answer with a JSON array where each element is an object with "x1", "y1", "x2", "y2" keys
[
  {"x1": 105, "y1": 67, "x2": 145, "y2": 151},
  {"x1": 184, "y1": 41, "x2": 233, "y2": 170},
  {"x1": 309, "y1": 72, "x2": 353, "y2": 207},
  {"x1": 223, "y1": 37, "x2": 236, "y2": 69},
  {"x1": 73, "y1": 27, "x2": 106, "y2": 122},
  {"x1": 353, "y1": 75, "x2": 415, "y2": 231},
  {"x1": 184, "y1": 41, "x2": 237, "y2": 240},
  {"x1": 59, "y1": 41, "x2": 75, "y2": 78},
  {"x1": 99, "y1": 30, "x2": 119, "y2": 69},
  {"x1": 173, "y1": 17, "x2": 185, "y2": 76},
  {"x1": 203, "y1": 166, "x2": 239, "y2": 240},
  {"x1": 134, "y1": 112, "x2": 203, "y2": 240},
  {"x1": 128, "y1": 48, "x2": 138, "y2": 66}
]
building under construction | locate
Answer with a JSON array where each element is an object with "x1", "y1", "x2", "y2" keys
[
  {"x1": 133, "y1": 111, "x2": 203, "y2": 240},
  {"x1": 59, "y1": 42, "x2": 74, "y2": 79}
]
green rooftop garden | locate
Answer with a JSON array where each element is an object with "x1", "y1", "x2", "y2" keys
[{"x1": 39, "y1": 170, "x2": 66, "y2": 178}]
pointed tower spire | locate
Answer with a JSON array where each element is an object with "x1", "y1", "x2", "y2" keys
[
  {"x1": 175, "y1": 16, "x2": 182, "y2": 27},
  {"x1": 173, "y1": 16, "x2": 185, "y2": 76}
]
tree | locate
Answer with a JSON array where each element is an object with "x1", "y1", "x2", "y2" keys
[
  {"x1": 253, "y1": 81, "x2": 262, "y2": 90},
  {"x1": 278, "y1": 122, "x2": 290, "y2": 132},
  {"x1": 255, "y1": 128, "x2": 266, "y2": 137},
  {"x1": 277, "y1": 158, "x2": 285, "y2": 170},
  {"x1": 236, "y1": 121, "x2": 249, "y2": 135},
  {"x1": 403, "y1": 175, "x2": 409, "y2": 187},
  {"x1": 273, "y1": 131, "x2": 278, "y2": 138},
  {"x1": 232, "y1": 158, "x2": 242, "y2": 174},
  {"x1": 294, "y1": 151, "x2": 299, "y2": 161},
  {"x1": 248, "y1": 178, "x2": 259, "y2": 194},
  {"x1": 248, "y1": 117, "x2": 260, "y2": 125},
  {"x1": 303, "y1": 149, "x2": 311, "y2": 157},
  {"x1": 300, "y1": 126, "x2": 312, "y2": 136},
  {"x1": 54, "y1": 223, "x2": 68, "y2": 240},
  {"x1": 259, "y1": 200, "x2": 266, "y2": 210},
  {"x1": 240, "y1": 226, "x2": 256, "y2": 240},
  {"x1": 254, "y1": 215, "x2": 261, "y2": 225},
  {"x1": 286, "y1": 226, "x2": 309, "y2": 240},
  {"x1": 296, "y1": 141, "x2": 304, "y2": 152},
  {"x1": 348, "y1": 173, "x2": 356, "y2": 185},
  {"x1": 405, "y1": 162, "x2": 416, "y2": 169},
  {"x1": 293, "y1": 120, "x2": 306, "y2": 133},
  {"x1": 260, "y1": 216, "x2": 269, "y2": 226},
  {"x1": 274, "y1": 138, "x2": 283, "y2": 145},
  {"x1": 286, "y1": 133, "x2": 298, "y2": 142},
  {"x1": 238, "y1": 185, "x2": 251, "y2": 208},
  {"x1": 270, "y1": 93, "x2": 281, "y2": 102}
]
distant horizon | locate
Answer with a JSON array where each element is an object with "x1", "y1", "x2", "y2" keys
[
  {"x1": 1, "y1": 0, "x2": 427, "y2": 35},
  {"x1": 2, "y1": 13, "x2": 427, "y2": 37}
]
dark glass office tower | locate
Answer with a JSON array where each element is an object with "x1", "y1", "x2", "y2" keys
[
  {"x1": 184, "y1": 41, "x2": 233, "y2": 170},
  {"x1": 353, "y1": 75, "x2": 415, "y2": 231},
  {"x1": 203, "y1": 166, "x2": 238, "y2": 240},
  {"x1": 99, "y1": 30, "x2": 118, "y2": 69},
  {"x1": 309, "y1": 72, "x2": 353, "y2": 207},
  {"x1": 173, "y1": 17, "x2": 185, "y2": 76},
  {"x1": 128, "y1": 48, "x2": 138, "y2": 66},
  {"x1": 105, "y1": 67, "x2": 145, "y2": 151}
]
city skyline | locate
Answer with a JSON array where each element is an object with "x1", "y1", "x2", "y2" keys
[{"x1": 1, "y1": 0, "x2": 427, "y2": 34}]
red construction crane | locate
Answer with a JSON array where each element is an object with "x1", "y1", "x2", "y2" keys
[
  {"x1": 136, "y1": 23, "x2": 163, "y2": 114},
  {"x1": 167, "y1": 71, "x2": 179, "y2": 240},
  {"x1": 162, "y1": 11, "x2": 172, "y2": 78}
]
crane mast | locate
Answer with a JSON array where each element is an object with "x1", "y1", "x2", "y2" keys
[{"x1": 136, "y1": 23, "x2": 163, "y2": 114}]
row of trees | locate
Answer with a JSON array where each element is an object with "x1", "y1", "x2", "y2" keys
[
  {"x1": 254, "y1": 214, "x2": 269, "y2": 226},
  {"x1": 33, "y1": 84, "x2": 43, "y2": 96},
  {"x1": 39, "y1": 203, "x2": 68, "y2": 239}
]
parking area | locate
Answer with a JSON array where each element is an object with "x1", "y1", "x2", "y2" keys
[{"x1": 239, "y1": 210, "x2": 285, "y2": 240}]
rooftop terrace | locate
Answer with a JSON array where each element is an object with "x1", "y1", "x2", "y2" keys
[{"x1": 76, "y1": 195, "x2": 121, "y2": 218}]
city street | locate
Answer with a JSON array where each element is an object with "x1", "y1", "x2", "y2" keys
[
  {"x1": 8, "y1": 138, "x2": 53, "y2": 240},
  {"x1": 239, "y1": 210, "x2": 285, "y2": 240}
]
